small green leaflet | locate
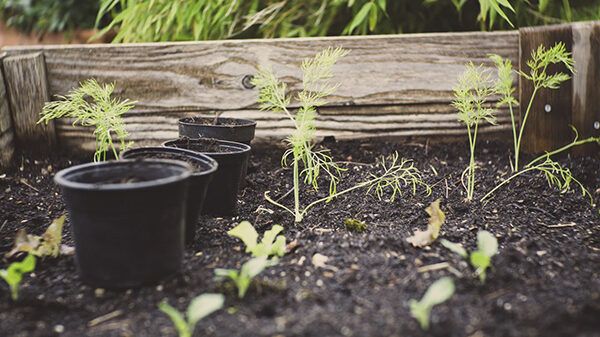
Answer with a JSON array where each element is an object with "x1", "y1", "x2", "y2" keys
[
  {"x1": 159, "y1": 293, "x2": 224, "y2": 337},
  {"x1": 214, "y1": 257, "x2": 276, "y2": 298},
  {"x1": 409, "y1": 277, "x2": 455, "y2": 330},
  {"x1": 440, "y1": 239, "x2": 468, "y2": 258},
  {"x1": 227, "y1": 221, "x2": 286, "y2": 258},
  {"x1": 0, "y1": 254, "x2": 36, "y2": 301},
  {"x1": 471, "y1": 230, "x2": 498, "y2": 282}
]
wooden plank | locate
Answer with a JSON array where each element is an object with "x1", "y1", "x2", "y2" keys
[
  {"x1": 0, "y1": 31, "x2": 519, "y2": 148},
  {"x1": 0, "y1": 53, "x2": 15, "y2": 170},
  {"x1": 519, "y1": 24, "x2": 574, "y2": 154},
  {"x1": 53, "y1": 106, "x2": 512, "y2": 153},
  {"x1": 571, "y1": 22, "x2": 600, "y2": 155},
  {"x1": 3, "y1": 52, "x2": 56, "y2": 152}
]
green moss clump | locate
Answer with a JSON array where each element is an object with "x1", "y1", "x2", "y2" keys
[{"x1": 344, "y1": 218, "x2": 367, "y2": 233}]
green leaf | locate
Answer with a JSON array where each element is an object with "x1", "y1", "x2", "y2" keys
[
  {"x1": 470, "y1": 251, "x2": 491, "y2": 282},
  {"x1": 477, "y1": 230, "x2": 498, "y2": 257},
  {"x1": 346, "y1": 2, "x2": 373, "y2": 34},
  {"x1": 440, "y1": 239, "x2": 468, "y2": 258},
  {"x1": 227, "y1": 221, "x2": 258, "y2": 253},
  {"x1": 409, "y1": 277, "x2": 455, "y2": 330},
  {"x1": 158, "y1": 301, "x2": 191, "y2": 337},
  {"x1": 0, "y1": 254, "x2": 36, "y2": 301},
  {"x1": 187, "y1": 293, "x2": 224, "y2": 327}
]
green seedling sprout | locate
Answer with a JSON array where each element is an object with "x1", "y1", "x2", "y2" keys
[
  {"x1": 38, "y1": 79, "x2": 135, "y2": 162},
  {"x1": 253, "y1": 47, "x2": 431, "y2": 222},
  {"x1": 0, "y1": 254, "x2": 36, "y2": 300},
  {"x1": 453, "y1": 62, "x2": 497, "y2": 201},
  {"x1": 159, "y1": 293, "x2": 224, "y2": 337},
  {"x1": 409, "y1": 277, "x2": 455, "y2": 330},
  {"x1": 491, "y1": 42, "x2": 576, "y2": 171},
  {"x1": 227, "y1": 221, "x2": 286, "y2": 258},
  {"x1": 442, "y1": 230, "x2": 498, "y2": 283},
  {"x1": 214, "y1": 257, "x2": 276, "y2": 298}
]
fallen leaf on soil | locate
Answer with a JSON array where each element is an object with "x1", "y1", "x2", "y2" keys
[
  {"x1": 407, "y1": 199, "x2": 446, "y2": 248},
  {"x1": 6, "y1": 215, "x2": 68, "y2": 258}
]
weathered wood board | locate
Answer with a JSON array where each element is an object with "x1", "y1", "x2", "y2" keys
[
  {"x1": 0, "y1": 54, "x2": 15, "y2": 170},
  {"x1": 2, "y1": 31, "x2": 519, "y2": 151}
]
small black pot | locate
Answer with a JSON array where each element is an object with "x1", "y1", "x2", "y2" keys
[
  {"x1": 54, "y1": 159, "x2": 192, "y2": 288},
  {"x1": 163, "y1": 138, "x2": 251, "y2": 215},
  {"x1": 179, "y1": 116, "x2": 257, "y2": 145},
  {"x1": 121, "y1": 147, "x2": 218, "y2": 245}
]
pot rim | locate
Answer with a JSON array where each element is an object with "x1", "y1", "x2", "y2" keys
[
  {"x1": 162, "y1": 138, "x2": 251, "y2": 156},
  {"x1": 178, "y1": 116, "x2": 257, "y2": 128},
  {"x1": 120, "y1": 146, "x2": 219, "y2": 177},
  {"x1": 54, "y1": 159, "x2": 192, "y2": 191}
]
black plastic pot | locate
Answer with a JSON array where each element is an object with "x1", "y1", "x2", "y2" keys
[
  {"x1": 121, "y1": 147, "x2": 218, "y2": 245},
  {"x1": 54, "y1": 159, "x2": 192, "y2": 288},
  {"x1": 163, "y1": 138, "x2": 251, "y2": 215},
  {"x1": 178, "y1": 116, "x2": 257, "y2": 145}
]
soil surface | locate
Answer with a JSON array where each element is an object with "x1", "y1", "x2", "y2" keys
[
  {"x1": 182, "y1": 116, "x2": 255, "y2": 127},
  {"x1": 122, "y1": 151, "x2": 214, "y2": 172},
  {"x1": 166, "y1": 138, "x2": 242, "y2": 154},
  {"x1": 1, "y1": 139, "x2": 599, "y2": 337}
]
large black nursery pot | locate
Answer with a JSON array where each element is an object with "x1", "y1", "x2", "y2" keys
[
  {"x1": 54, "y1": 159, "x2": 192, "y2": 288},
  {"x1": 121, "y1": 147, "x2": 218, "y2": 244},
  {"x1": 163, "y1": 138, "x2": 251, "y2": 215},
  {"x1": 178, "y1": 116, "x2": 257, "y2": 145}
]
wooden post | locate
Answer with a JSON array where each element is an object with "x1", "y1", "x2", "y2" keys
[
  {"x1": 0, "y1": 53, "x2": 15, "y2": 170},
  {"x1": 571, "y1": 22, "x2": 600, "y2": 155},
  {"x1": 520, "y1": 22, "x2": 600, "y2": 155},
  {"x1": 2, "y1": 52, "x2": 56, "y2": 153}
]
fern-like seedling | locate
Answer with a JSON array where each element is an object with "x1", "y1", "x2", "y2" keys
[
  {"x1": 252, "y1": 47, "x2": 348, "y2": 222},
  {"x1": 38, "y1": 79, "x2": 135, "y2": 162},
  {"x1": 453, "y1": 63, "x2": 497, "y2": 201}
]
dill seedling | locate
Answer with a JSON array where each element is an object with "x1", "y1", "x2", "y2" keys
[
  {"x1": 38, "y1": 79, "x2": 135, "y2": 162},
  {"x1": 253, "y1": 48, "x2": 430, "y2": 222},
  {"x1": 453, "y1": 63, "x2": 497, "y2": 201}
]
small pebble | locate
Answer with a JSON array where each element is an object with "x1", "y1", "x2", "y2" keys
[
  {"x1": 54, "y1": 324, "x2": 65, "y2": 333},
  {"x1": 94, "y1": 288, "x2": 105, "y2": 298}
]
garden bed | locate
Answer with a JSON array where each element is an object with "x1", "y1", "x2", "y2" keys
[{"x1": 1, "y1": 139, "x2": 599, "y2": 337}]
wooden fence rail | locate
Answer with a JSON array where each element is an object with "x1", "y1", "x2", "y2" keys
[{"x1": 0, "y1": 22, "x2": 598, "y2": 169}]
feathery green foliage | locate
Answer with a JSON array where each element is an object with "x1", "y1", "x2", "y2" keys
[
  {"x1": 0, "y1": 254, "x2": 36, "y2": 301},
  {"x1": 38, "y1": 79, "x2": 135, "y2": 162},
  {"x1": 453, "y1": 63, "x2": 497, "y2": 201},
  {"x1": 159, "y1": 293, "x2": 224, "y2": 337},
  {"x1": 254, "y1": 48, "x2": 430, "y2": 221}
]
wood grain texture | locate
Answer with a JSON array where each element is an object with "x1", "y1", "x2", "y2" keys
[
  {"x1": 0, "y1": 53, "x2": 15, "y2": 170},
  {"x1": 1, "y1": 31, "x2": 519, "y2": 151},
  {"x1": 571, "y1": 22, "x2": 600, "y2": 155},
  {"x1": 3, "y1": 52, "x2": 56, "y2": 152},
  {"x1": 519, "y1": 24, "x2": 574, "y2": 154}
]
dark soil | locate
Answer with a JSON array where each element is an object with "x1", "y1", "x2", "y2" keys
[
  {"x1": 183, "y1": 116, "x2": 254, "y2": 127},
  {"x1": 1, "y1": 139, "x2": 599, "y2": 337},
  {"x1": 166, "y1": 138, "x2": 240, "y2": 153}
]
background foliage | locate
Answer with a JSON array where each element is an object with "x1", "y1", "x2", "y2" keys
[{"x1": 1, "y1": 0, "x2": 599, "y2": 40}]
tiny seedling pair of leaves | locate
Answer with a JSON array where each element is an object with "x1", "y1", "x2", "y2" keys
[
  {"x1": 158, "y1": 293, "x2": 224, "y2": 337},
  {"x1": 6, "y1": 215, "x2": 72, "y2": 259},
  {"x1": 407, "y1": 199, "x2": 446, "y2": 247},
  {"x1": 409, "y1": 277, "x2": 455, "y2": 330},
  {"x1": 227, "y1": 221, "x2": 286, "y2": 258},
  {"x1": 441, "y1": 230, "x2": 499, "y2": 282},
  {"x1": 214, "y1": 257, "x2": 277, "y2": 298},
  {"x1": 0, "y1": 254, "x2": 36, "y2": 300}
]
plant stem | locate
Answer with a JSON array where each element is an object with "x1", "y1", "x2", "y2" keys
[
  {"x1": 508, "y1": 101, "x2": 518, "y2": 171},
  {"x1": 480, "y1": 166, "x2": 538, "y2": 202},
  {"x1": 293, "y1": 156, "x2": 302, "y2": 222},
  {"x1": 515, "y1": 86, "x2": 539, "y2": 171},
  {"x1": 526, "y1": 135, "x2": 600, "y2": 168}
]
